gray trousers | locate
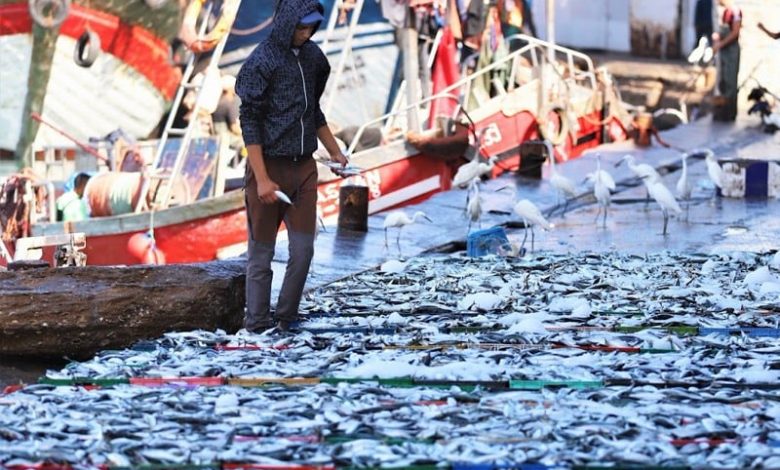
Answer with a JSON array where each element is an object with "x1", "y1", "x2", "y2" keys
[{"x1": 244, "y1": 157, "x2": 317, "y2": 331}]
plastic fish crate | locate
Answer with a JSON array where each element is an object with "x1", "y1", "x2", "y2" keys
[
  {"x1": 467, "y1": 226, "x2": 510, "y2": 257},
  {"x1": 699, "y1": 327, "x2": 780, "y2": 337},
  {"x1": 719, "y1": 159, "x2": 780, "y2": 199}
]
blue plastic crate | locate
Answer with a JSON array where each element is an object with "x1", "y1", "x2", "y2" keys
[
  {"x1": 467, "y1": 226, "x2": 510, "y2": 257},
  {"x1": 718, "y1": 159, "x2": 779, "y2": 199},
  {"x1": 700, "y1": 327, "x2": 780, "y2": 337}
]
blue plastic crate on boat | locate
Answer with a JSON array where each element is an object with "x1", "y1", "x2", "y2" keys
[
  {"x1": 719, "y1": 158, "x2": 780, "y2": 199},
  {"x1": 467, "y1": 226, "x2": 510, "y2": 257}
]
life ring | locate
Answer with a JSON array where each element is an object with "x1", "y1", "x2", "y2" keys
[
  {"x1": 73, "y1": 29, "x2": 101, "y2": 68},
  {"x1": 180, "y1": 0, "x2": 241, "y2": 54},
  {"x1": 537, "y1": 105, "x2": 570, "y2": 147},
  {"x1": 144, "y1": 0, "x2": 168, "y2": 10},
  {"x1": 28, "y1": 0, "x2": 71, "y2": 29}
]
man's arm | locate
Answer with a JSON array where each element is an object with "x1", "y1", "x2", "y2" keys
[
  {"x1": 713, "y1": 18, "x2": 741, "y2": 52},
  {"x1": 758, "y1": 22, "x2": 780, "y2": 40},
  {"x1": 246, "y1": 144, "x2": 279, "y2": 204},
  {"x1": 236, "y1": 55, "x2": 280, "y2": 204},
  {"x1": 317, "y1": 125, "x2": 348, "y2": 168}
]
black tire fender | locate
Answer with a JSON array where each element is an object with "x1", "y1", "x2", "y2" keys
[{"x1": 74, "y1": 29, "x2": 101, "y2": 68}]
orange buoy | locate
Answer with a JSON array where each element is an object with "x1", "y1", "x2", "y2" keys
[{"x1": 127, "y1": 232, "x2": 166, "y2": 265}]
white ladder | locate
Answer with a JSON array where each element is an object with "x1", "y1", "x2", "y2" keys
[
  {"x1": 135, "y1": 1, "x2": 235, "y2": 212},
  {"x1": 321, "y1": 0, "x2": 368, "y2": 120}
]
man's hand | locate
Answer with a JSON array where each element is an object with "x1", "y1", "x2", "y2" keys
[
  {"x1": 329, "y1": 152, "x2": 349, "y2": 176},
  {"x1": 256, "y1": 178, "x2": 280, "y2": 204}
]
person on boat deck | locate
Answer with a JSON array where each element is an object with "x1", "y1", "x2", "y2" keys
[
  {"x1": 712, "y1": 0, "x2": 742, "y2": 121},
  {"x1": 758, "y1": 22, "x2": 780, "y2": 40},
  {"x1": 236, "y1": 0, "x2": 348, "y2": 333},
  {"x1": 211, "y1": 73, "x2": 244, "y2": 151},
  {"x1": 56, "y1": 172, "x2": 91, "y2": 222},
  {"x1": 498, "y1": 0, "x2": 537, "y2": 52}
]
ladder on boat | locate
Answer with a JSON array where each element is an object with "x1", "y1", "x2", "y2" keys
[
  {"x1": 134, "y1": 1, "x2": 238, "y2": 213},
  {"x1": 320, "y1": 0, "x2": 369, "y2": 122}
]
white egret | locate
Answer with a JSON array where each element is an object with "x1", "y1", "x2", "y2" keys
[
  {"x1": 545, "y1": 141, "x2": 577, "y2": 216},
  {"x1": 465, "y1": 179, "x2": 482, "y2": 233},
  {"x1": 675, "y1": 152, "x2": 692, "y2": 219},
  {"x1": 383, "y1": 210, "x2": 432, "y2": 250},
  {"x1": 452, "y1": 155, "x2": 498, "y2": 188},
  {"x1": 617, "y1": 154, "x2": 660, "y2": 208},
  {"x1": 586, "y1": 154, "x2": 616, "y2": 227},
  {"x1": 513, "y1": 199, "x2": 552, "y2": 253},
  {"x1": 705, "y1": 151, "x2": 723, "y2": 194},
  {"x1": 647, "y1": 180, "x2": 682, "y2": 236},
  {"x1": 495, "y1": 185, "x2": 552, "y2": 252}
]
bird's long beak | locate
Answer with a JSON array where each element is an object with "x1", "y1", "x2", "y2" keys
[
  {"x1": 495, "y1": 185, "x2": 513, "y2": 193},
  {"x1": 614, "y1": 159, "x2": 625, "y2": 168},
  {"x1": 423, "y1": 215, "x2": 433, "y2": 223}
]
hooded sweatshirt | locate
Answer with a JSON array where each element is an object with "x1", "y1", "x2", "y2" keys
[{"x1": 236, "y1": 0, "x2": 330, "y2": 159}]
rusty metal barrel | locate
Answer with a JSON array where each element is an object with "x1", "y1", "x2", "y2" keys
[
  {"x1": 518, "y1": 141, "x2": 547, "y2": 179},
  {"x1": 337, "y1": 185, "x2": 369, "y2": 232}
]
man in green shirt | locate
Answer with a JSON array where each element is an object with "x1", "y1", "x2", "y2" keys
[{"x1": 56, "y1": 173, "x2": 91, "y2": 222}]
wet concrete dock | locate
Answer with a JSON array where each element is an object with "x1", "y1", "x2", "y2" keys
[{"x1": 270, "y1": 116, "x2": 780, "y2": 301}]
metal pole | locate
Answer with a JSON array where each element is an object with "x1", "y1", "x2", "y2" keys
[
  {"x1": 402, "y1": 6, "x2": 421, "y2": 132},
  {"x1": 546, "y1": 0, "x2": 555, "y2": 45}
]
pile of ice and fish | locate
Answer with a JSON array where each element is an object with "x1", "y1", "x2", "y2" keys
[{"x1": 2, "y1": 0, "x2": 780, "y2": 468}]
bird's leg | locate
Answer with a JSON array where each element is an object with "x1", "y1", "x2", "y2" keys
[
  {"x1": 662, "y1": 209, "x2": 669, "y2": 236},
  {"x1": 594, "y1": 206, "x2": 601, "y2": 224},
  {"x1": 684, "y1": 199, "x2": 690, "y2": 222},
  {"x1": 644, "y1": 188, "x2": 650, "y2": 210},
  {"x1": 519, "y1": 223, "x2": 529, "y2": 254},
  {"x1": 384, "y1": 227, "x2": 389, "y2": 248},
  {"x1": 602, "y1": 206, "x2": 608, "y2": 227},
  {"x1": 467, "y1": 218, "x2": 472, "y2": 234},
  {"x1": 562, "y1": 197, "x2": 569, "y2": 217},
  {"x1": 396, "y1": 227, "x2": 402, "y2": 253},
  {"x1": 530, "y1": 227, "x2": 535, "y2": 252}
]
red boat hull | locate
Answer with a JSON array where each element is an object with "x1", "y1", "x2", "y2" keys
[{"x1": 30, "y1": 102, "x2": 624, "y2": 266}]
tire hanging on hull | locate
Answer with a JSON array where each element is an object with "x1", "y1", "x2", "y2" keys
[{"x1": 73, "y1": 29, "x2": 101, "y2": 68}]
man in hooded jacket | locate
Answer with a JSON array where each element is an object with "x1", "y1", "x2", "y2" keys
[{"x1": 236, "y1": 0, "x2": 348, "y2": 333}]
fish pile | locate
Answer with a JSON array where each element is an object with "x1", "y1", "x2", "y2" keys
[{"x1": 2, "y1": 250, "x2": 780, "y2": 468}]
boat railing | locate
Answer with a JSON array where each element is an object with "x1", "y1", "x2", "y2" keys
[
  {"x1": 345, "y1": 92, "x2": 463, "y2": 157},
  {"x1": 454, "y1": 38, "x2": 598, "y2": 113},
  {"x1": 505, "y1": 34, "x2": 597, "y2": 90},
  {"x1": 26, "y1": 179, "x2": 56, "y2": 225},
  {"x1": 373, "y1": 34, "x2": 600, "y2": 151}
]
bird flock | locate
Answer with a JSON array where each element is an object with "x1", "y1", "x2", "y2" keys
[
  {"x1": 472, "y1": 143, "x2": 728, "y2": 243},
  {"x1": 379, "y1": 143, "x2": 775, "y2": 256}
]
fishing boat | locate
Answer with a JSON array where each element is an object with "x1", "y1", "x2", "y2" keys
[
  {"x1": 0, "y1": 0, "x2": 184, "y2": 159},
  {"x1": 16, "y1": 31, "x2": 630, "y2": 266},
  {"x1": 1, "y1": 1, "x2": 630, "y2": 266},
  {"x1": 0, "y1": 0, "x2": 399, "y2": 160}
]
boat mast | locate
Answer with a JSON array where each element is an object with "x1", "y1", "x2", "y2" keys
[
  {"x1": 402, "y1": 3, "x2": 421, "y2": 132},
  {"x1": 546, "y1": 0, "x2": 556, "y2": 47},
  {"x1": 14, "y1": 23, "x2": 60, "y2": 169}
]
